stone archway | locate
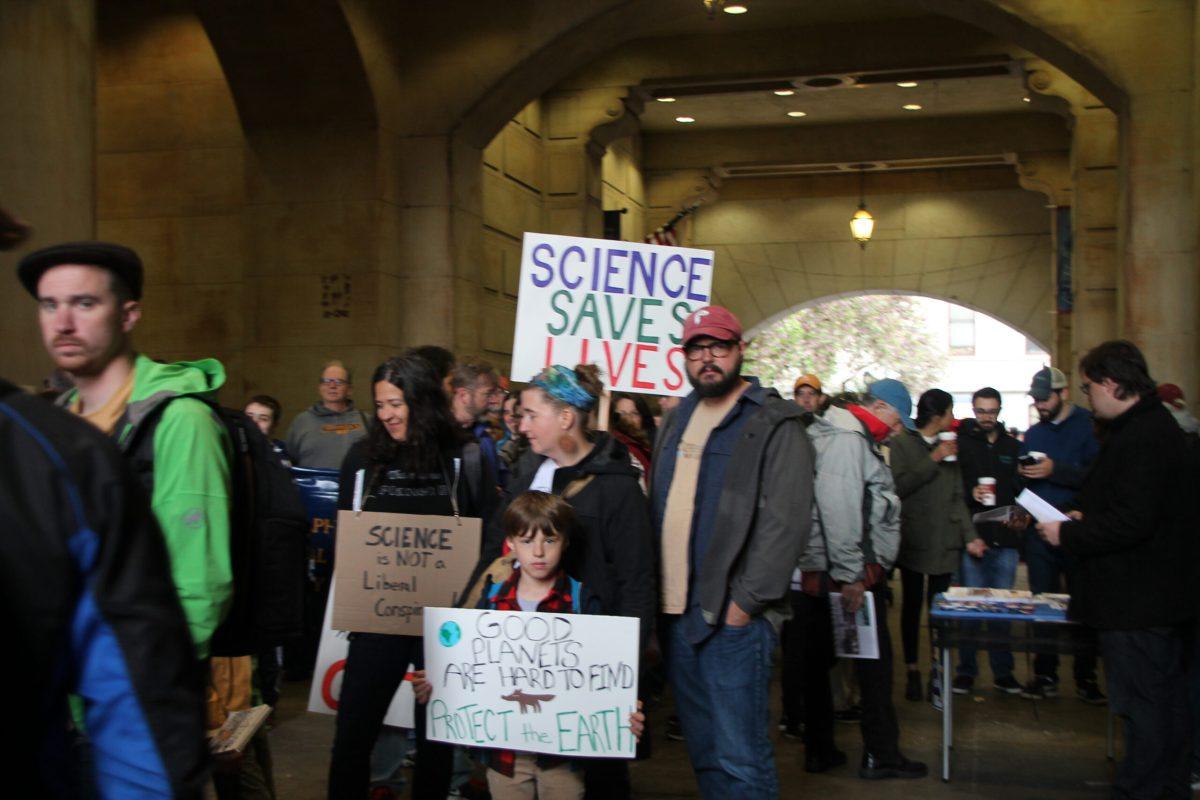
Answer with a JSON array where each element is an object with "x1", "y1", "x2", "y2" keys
[{"x1": 745, "y1": 289, "x2": 1051, "y2": 356}]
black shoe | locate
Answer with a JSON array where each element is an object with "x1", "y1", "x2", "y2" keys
[
  {"x1": 904, "y1": 670, "x2": 922, "y2": 701},
  {"x1": 859, "y1": 752, "x2": 929, "y2": 780},
  {"x1": 1076, "y1": 679, "x2": 1107, "y2": 705},
  {"x1": 833, "y1": 705, "x2": 862, "y2": 723},
  {"x1": 665, "y1": 715, "x2": 685, "y2": 741},
  {"x1": 1020, "y1": 675, "x2": 1059, "y2": 700},
  {"x1": 805, "y1": 748, "x2": 847, "y2": 773},
  {"x1": 993, "y1": 675, "x2": 1022, "y2": 694},
  {"x1": 951, "y1": 675, "x2": 973, "y2": 695}
]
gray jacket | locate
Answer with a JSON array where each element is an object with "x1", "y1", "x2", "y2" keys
[
  {"x1": 652, "y1": 390, "x2": 815, "y2": 632},
  {"x1": 799, "y1": 406, "x2": 901, "y2": 583},
  {"x1": 284, "y1": 402, "x2": 369, "y2": 469}
]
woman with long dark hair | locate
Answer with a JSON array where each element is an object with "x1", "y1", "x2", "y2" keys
[
  {"x1": 472, "y1": 364, "x2": 655, "y2": 798},
  {"x1": 889, "y1": 388, "x2": 975, "y2": 705},
  {"x1": 327, "y1": 352, "x2": 497, "y2": 799}
]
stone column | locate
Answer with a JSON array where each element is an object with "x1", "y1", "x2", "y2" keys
[
  {"x1": 1027, "y1": 64, "x2": 1119, "y2": 383},
  {"x1": 0, "y1": 0, "x2": 95, "y2": 387}
]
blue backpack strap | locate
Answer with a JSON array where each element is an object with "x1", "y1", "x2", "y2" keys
[
  {"x1": 485, "y1": 580, "x2": 502, "y2": 604},
  {"x1": 569, "y1": 577, "x2": 582, "y2": 614}
]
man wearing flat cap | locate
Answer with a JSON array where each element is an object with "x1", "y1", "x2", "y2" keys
[{"x1": 19, "y1": 241, "x2": 234, "y2": 661}]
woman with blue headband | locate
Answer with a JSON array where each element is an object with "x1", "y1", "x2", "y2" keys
[{"x1": 471, "y1": 363, "x2": 655, "y2": 798}]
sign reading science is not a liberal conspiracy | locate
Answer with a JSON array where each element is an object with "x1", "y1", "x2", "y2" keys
[
  {"x1": 332, "y1": 511, "x2": 482, "y2": 635},
  {"x1": 510, "y1": 232, "x2": 715, "y2": 397},
  {"x1": 423, "y1": 607, "x2": 640, "y2": 758}
]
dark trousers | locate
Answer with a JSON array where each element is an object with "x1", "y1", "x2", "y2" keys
[
  {"x1": 791, "y1": 588, "x2": 902, "y2": 759},
  {"x1": 1100, "y1": 626, "x2": 1192, "y2": 799},
  {"x1": 328, "y1": 633, "x2": 452, "y2": 800},
  {"x1": 1025, "y1": 534, "x2": 1097, "y2": 683},
  {"x1": 583, "y1": 758, "x2": 631, "y2": 799},
  {"x1": 900, "y1": 569, "x2": 951, "y2": 667},
  {"x1": 284, "y1": 581, "x2": 328, "y2": 679},
  {"x1": 780, "y1": 591, "x2": 806, "y2": 726}
]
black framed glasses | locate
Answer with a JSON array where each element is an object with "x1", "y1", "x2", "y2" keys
[{"x1": 684, "y1": 340, "x2": 736, "y2": 361}]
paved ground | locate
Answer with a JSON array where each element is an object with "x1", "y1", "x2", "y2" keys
[{"x1": 262, "y1": 572, "x2": 1118, "y2": 799}]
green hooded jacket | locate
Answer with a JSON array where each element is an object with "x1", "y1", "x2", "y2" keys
[{"x1": 65, "y1": 354, "x2": 234, "y2": 658}]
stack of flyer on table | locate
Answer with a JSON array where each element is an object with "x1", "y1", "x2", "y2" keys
[{"x1": 934, "y1": 587, "x2": 1070, "y2": 617}]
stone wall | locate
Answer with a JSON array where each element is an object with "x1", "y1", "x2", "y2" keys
[{"x1": 690, "y1": 176, "x2": 1053, "y2": 347}]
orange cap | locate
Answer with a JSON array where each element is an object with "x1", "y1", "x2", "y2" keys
[{"x1": 793, "y1": 373, "x2": 822, "y2": 393}]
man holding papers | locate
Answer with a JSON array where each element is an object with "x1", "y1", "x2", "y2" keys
[
  {"x1": 1036, "y1": 341, "x2": 1193, "y2": 800},
  {"x1": 1018, "y1": 366, "x2": 1104, "y2": 703}
]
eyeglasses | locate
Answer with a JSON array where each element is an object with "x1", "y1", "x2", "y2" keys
[
  {"x1": 972, "y1": 407, "x2": 1000, "y2": 416},
  {"x1": 616, "y1": 409, "x2": 640, "y2": 418},
  {"x1": 684, "y1": 340, "x2": 736, "y2": 360},
  {"x1": 320, "y1": 378, "x2": 349, "y2": 386}
]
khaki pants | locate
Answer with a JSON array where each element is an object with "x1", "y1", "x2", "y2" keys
[{"x1": 486, "y1": 755, "x2": 583, "y2": 800}]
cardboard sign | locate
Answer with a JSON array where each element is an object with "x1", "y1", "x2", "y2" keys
[
  {"x1": 332, "y1": 510, "x2": 482, "y2": 635},
  {"x1": 423, "y1": 607, "x2": 640, "y2": 758},
  {"x1": 511, "y1": 232, "x2": 715, "y2": 397},
  {"x1": 306, "y1": 583, "x2": 415, "y2": 727}
]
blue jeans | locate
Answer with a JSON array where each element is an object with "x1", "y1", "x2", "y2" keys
[
  {"x1": 956, "y1": 547, "x2": 1018, "y2": 680},
  {"x1": 668, "y1": 615, "x2": 779, "y2": 800},
  {"x1": 1024, "y1": 533, "x2": 1097, "y2": 683}
]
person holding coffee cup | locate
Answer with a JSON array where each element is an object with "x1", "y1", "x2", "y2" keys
[
  {"x1": 889, "y1": 388, "x2": 980, "y2": 707},
  {"x1": 952, "y1": 387, "x2": 1025, "y2": 696}
]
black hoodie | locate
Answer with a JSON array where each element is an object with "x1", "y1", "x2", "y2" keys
[
  {"x1": 478, "y1": 432, "x2": 656, "y2": 644},
  {"x1": 956, "y1": 418, "x2": 1024, "y2": 548}
]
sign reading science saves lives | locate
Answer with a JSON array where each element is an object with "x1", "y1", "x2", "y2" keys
[{"x1": 510, "y1": 233, "x2": 715, "y2": 397}]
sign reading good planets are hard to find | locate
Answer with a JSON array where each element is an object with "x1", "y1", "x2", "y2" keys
[
  {"x1": 423, "y1": 607, "x2": 640, "y2": 758},
  {"x1": 510, "y1": 232, "x2": 715, "y2": 397}
]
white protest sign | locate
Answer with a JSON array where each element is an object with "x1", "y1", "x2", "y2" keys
[
  {"x1": 511, "y1": 232, "x2": 715, "y2": 397},
  {"x1": 423, "y1": 607, "x2": 640, "y2": 758},
  {"x1": 307, "y1": 583, "x2": 415, "y2": 727}
]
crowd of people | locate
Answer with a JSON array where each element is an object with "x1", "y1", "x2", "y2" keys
[{"x1": 5, "y1": 237, "x2": 1196, "y2": 800}]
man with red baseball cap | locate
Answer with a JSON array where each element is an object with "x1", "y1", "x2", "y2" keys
[{"x1": 651, "y1": 305, "x2": 815, "y2": 796}]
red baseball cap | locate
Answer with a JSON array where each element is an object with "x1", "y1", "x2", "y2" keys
[
  {"x1": 1158, "y1": 382, "x2": 1186, "y2": 408},
  {"x1": 681, "y1": 305, "x2": 743, "y2": 345}
]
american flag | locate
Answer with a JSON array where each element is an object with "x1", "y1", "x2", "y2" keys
[{"x1": 646, "y1": 226, "x2": 678, "y2": 247}]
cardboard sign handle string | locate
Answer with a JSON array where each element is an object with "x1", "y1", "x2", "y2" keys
[
  {"x1": 352, "y1": 468, "x2": 365, "y2": 516},
  {"x1": 449, "y1": 457, "x2": 461, "y2": 522}
]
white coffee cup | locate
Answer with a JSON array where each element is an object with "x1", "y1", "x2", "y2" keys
[
  {"x1": 978, "y1": 477, "x2": 997, "y2": 506},
  {"x1": 1028, "y1": 451, "x2": 1047, "y2": 462},
  {"x1": 938, "y1": 431, "x2": 957, "y2": 461}
]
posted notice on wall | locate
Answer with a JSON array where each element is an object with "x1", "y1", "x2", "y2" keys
[
  {"x1": 332, "y1": 511, "x2": 482, "y2": 635},
  {"x1": 510, "y1": 232, "x2": 715, "y2": 397},
  {"x1": 423, "y1": 607, "x2": 640, "y2": 758},
  {"x1": 307, "y1": 583, "x2": 415, "y2": 727}
]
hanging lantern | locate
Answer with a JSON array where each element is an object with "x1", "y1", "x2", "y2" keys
[
  {"x1": 850, "y1": 203, "x2": 874, "y2": 248},
  {"x1": 850, "y1": 166, "x2": 874, "y2": 248}
]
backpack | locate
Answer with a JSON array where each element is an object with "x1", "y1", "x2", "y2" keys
[{"x1": 122, "y1": 399, "x2": 309, "y2": 656}]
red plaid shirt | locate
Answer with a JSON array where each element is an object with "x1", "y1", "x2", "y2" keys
[{"x1": 478, "y1": 569, "x2": 579, "y2": 778}]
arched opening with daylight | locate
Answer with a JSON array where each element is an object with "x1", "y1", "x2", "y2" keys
[{"x1": 747, "y1": 291, "x2": 1051, "y2": 430}]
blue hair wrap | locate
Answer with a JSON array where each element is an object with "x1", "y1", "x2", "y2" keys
[{"x1": 531, "y1": 365, "x2": 596, "y2": 411}]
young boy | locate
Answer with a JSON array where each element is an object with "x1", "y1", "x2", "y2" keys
[{"x1": 415, "y1": 491, "x2": 643, "y2": 799}]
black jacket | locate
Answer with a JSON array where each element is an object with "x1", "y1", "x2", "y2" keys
[
  {"x1": 479, "y1": 432, "x2": 656, "y2": 645},
  {"x1": 1060, "y1": 395, "x2": 1195, "y2": 630},
  {"x1": 956, "y1": 419, "x2": 1023, "y2": 548},
  {"x1": 0, "y1": 380, "x2": 206, "y2": 798}
]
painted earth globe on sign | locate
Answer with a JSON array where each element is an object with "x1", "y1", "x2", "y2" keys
[{"x1": 438, "y1": 621, "x2": 461, "y2": 647}]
